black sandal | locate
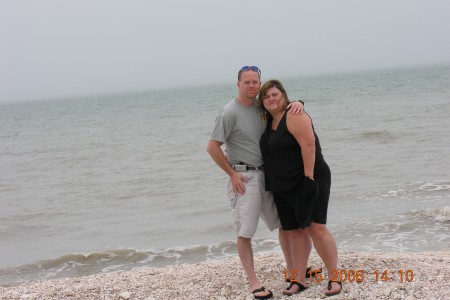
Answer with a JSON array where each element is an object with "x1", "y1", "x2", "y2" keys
[
  {"x1": 283, "y1": 281, "x2": 307, "y2": 296},
  {"x1": 325, "y1": 280, "x2": 342, "y2": 296},
  {"x1": 285, "y1": 267, "x2": 323, "y2": 282},
  {"x1": 251, "y1": 286, "x2": 273, "y2": 299}
]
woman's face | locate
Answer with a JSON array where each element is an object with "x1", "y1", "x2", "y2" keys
[{"x1": 262, "y1": 86, "x2": 285, "y2": 114}]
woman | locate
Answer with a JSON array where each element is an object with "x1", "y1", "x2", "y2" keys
[{"x1": 258, "y1": 79, "x2": 342, "y2": 297}]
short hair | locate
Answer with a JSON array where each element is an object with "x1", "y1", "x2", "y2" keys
[{"x1": 237, "y1": 67, "x2": 261, "y2": 81}]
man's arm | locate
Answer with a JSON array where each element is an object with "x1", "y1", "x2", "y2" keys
[
  {"x1": 287, "y1": 100, "x2": 304, "y2": 115},
  {"x1": 207, "y1": 140, "x2": 248, "y2": 194}
]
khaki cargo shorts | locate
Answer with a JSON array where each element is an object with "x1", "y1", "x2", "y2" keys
[{"x1": 226, "y1": 170, "x2": 281, "y2": 238}]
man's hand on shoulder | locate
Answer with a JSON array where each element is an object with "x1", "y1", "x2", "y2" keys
[{"x1": 287, "y1": 100, "x2": 304, "y2": 115}]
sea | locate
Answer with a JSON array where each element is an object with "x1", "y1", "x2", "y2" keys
[{"x1": 1, "y1": 64, "x2": 449, "y2": 286}]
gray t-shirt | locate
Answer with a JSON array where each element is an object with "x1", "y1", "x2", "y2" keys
[{"x1": 210, "y1": 99, "x2": 266, "y2": 167}]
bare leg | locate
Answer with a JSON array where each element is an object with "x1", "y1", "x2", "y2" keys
[
  {"x1": 308, "y1": 222, "x2": 341, "y2": 294},
  {"x1": 237, "y1": 236, "x2": 271, "y2": 298},
  {"x1": 278, "y1": 228, "x2": 294, "y2": 277},
  {"x1": 284, "y1": 229, "x2": 311, "y2": 294}
]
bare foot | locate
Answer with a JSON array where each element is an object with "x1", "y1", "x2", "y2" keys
[
  {"x1": 283, "y1": 281, "x2": 307, "y2": 296},
  {"x1": 324, "y1": 280, "x2": 342, "y2": 296},
  {"x1": 251, "y1": 286, "x2": 273, "y2": 299}
]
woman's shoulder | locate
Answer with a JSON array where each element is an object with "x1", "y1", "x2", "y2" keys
[
  {"x1": 286, "y1": 111, "x2": 313, "y2": 133},
  {"x1": 286, "y1": 110, "x2": 311, "y2": 123}
]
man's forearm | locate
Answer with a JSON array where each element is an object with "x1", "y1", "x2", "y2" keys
[{"x1": 207, "y1": 141, "x2": 234, "y2": 176}]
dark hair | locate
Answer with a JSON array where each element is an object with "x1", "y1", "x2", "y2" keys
[{"x1": 257, "y1": 79, "x2": 290, "y2": 110}]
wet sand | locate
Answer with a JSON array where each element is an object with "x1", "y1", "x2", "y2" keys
[{"x1": 1, "y1": 250, "x2": 449, "y2": 299}]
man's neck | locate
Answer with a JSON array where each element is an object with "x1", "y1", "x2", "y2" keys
[{"x1": 236, "y1": 96, "x2": 255, "y2": 107}]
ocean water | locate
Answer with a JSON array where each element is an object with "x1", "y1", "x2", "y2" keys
[{"x1": 1, "y1": 64, "x2": 449, "y2": 286}]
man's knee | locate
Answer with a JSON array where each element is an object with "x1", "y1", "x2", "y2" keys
[{"x1": 237, "y1": 236, "x2": 252, "y2": 247}]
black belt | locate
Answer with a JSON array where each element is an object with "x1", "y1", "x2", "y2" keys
[{"x1": 232, "y1": 164, "x2": 264, "y2": 171}]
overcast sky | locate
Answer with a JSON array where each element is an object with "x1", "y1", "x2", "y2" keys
[{"x1": 1, "y1": 0, "x2": 450, "y2": 103}]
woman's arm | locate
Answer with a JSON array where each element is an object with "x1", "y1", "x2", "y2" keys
[{"x1": 286, "y1": 112, "x2": 316, "y2": 179}]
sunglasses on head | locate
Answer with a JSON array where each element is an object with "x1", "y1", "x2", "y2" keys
[
  {"x1": 240, "y1": 66, "x2": 260, "y2": 72},
  {"x1": 238, "y1": 66, "x2": 261, "y2": 79}
]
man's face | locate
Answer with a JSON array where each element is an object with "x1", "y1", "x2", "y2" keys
[{"x1": 237, "y1": 71, "x2": 261, "y2": 99}]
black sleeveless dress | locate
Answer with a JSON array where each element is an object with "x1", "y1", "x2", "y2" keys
[{"x1": 260, "y1": 112, "x2": 331, "y2": 228}]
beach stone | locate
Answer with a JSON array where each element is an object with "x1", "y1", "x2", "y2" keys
[
  {"x1": 119, "y1": 291, "x2": 131, "y2": 299},
  {"x1": 1, "y1": 251, "x2": 449, "y2": 300}
]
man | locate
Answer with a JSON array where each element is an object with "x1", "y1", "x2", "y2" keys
[{"x1": 207, "y1": 66, "x2": 304, "y2": 299}]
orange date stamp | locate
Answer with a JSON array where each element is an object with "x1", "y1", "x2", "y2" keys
[{"x1": 283, "y1": 269, "x2": 415, "y2": 283}]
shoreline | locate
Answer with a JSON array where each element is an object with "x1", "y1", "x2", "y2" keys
[{"x1": 1, "y1": 250, "x2": 449, "y2": 300}]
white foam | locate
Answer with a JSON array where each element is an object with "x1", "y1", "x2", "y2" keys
[
  {"x1": 413, "y1": 207, "x2": 450, "y2": 223},
  {"x1": 413, "y1": 182, "x2": 450, "y2": 192}
]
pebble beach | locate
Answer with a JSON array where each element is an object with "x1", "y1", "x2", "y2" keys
[{"x1": 1, "y1": 250, "x2": 449, "y2": 300}]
